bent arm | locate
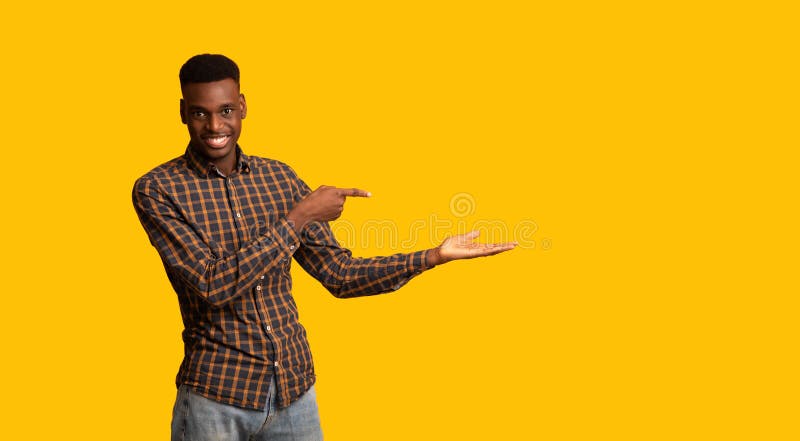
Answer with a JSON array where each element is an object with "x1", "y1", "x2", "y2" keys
[
  {"x1": 284, "y1": 171, "x2": 432, "y2": 298},
  {"x1": 133, "y1": 177, "x2": 299, "y2": 307}
]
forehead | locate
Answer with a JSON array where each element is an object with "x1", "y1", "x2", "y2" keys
[{"x1": 181, "y1": 78, "x2": 240, "y2": 106}]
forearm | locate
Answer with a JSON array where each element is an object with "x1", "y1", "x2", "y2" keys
[
  {"x1": 296, "y1": 236, "x2": 432, "y2": 298},
  {"x1": 176, "y1": 218, "x2": 299, "y2": 306},
  {"x1": 332, "y1": 252, "x2": 429, "y2": 298}
]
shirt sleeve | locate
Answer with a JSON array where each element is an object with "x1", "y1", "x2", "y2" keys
[
  {"x1": 286, "y1": 168, "x2": 432, "y2": 298},
  {"x1": 132, "y1": 176, "x2": 300, "y2": 307}
]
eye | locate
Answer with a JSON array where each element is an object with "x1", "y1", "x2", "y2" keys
[
  {"x1": 221, "y1": 108, "x2": 234, "y2": 116},
  {"x1": 192, "y1": 111, "x2": 206, "y2": 119}
]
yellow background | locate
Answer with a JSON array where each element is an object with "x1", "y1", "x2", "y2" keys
[{"x1": 2, "y1": 1, "x2": 797, "y2": 439}]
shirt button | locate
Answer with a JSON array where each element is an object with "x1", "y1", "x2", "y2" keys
[
  {"x1": 256, "y1": 286, "x2": 261, "y2": 291},
  {"x1": 289, "y1": 245, "x2": 295, "y2": 250},
  {"x1": 266, "y1": 325, "x2": 271, "y2": 331},
  {"x1": 260, "y1": 275, "x2": 265, "y2": 280},
  {"x1": 236, "y1": 212, "x2": 242, "y2": 218},
  {"x1": 274, "y1": 361, "x2": 279, "y2": 367}
]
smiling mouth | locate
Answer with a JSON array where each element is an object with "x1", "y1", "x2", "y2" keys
[{"x1": 203, "y1": 135, "x2": 231, "y2": 148}]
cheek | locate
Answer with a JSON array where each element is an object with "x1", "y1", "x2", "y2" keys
[
  {"x1": 187, "y1": 122, "x2": 203, "y2": 137},
  {"x1": 229, "y1": 121, "x2": 242, "y2": 136}
]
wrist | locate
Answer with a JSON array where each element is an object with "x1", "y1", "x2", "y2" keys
[
  {"x1": 427, "y1": 247, "x2": 446, "y2": 267},
  {"x1": 286, "y1": 209, "x2": 310, "y2": 233}
]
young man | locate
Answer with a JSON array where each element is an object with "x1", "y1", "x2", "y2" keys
[{"x1": 133, "y1": 54, "x2": 516, "y2": 441}]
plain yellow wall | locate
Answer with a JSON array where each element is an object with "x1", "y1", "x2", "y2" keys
[{"x1": 2, "y1": 1, "x2": 797, "y2": 439}]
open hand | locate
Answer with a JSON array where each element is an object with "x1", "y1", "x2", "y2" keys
[{"x1": 430, "y1": 230, "x2": 517, "y2": 265}]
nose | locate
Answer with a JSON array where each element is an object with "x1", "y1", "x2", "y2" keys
[{"x1": 207, "y1": 113, "x2": 224, "y2": 132}]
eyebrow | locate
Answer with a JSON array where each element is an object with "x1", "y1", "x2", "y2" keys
[{"x1": 188, "y1": 103, "x2": 237, "y2": 111}]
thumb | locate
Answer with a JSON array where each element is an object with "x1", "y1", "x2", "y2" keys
[{"x1": 463, "y1": 230, "x2": 481, "y2": 240}]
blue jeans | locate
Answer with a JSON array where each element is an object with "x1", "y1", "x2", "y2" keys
[{"x1": 171, "y1": 376, "x2": 323, "y2": 441}]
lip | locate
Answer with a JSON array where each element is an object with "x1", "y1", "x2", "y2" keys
[{"x1": 202, "y1": 134, "x2": 232, "y2": 149}]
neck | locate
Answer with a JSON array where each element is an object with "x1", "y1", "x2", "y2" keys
[{"x1": 212, "y1": 156, "x2": 237, "y2": 176}]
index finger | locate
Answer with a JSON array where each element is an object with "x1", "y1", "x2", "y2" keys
[{"x1": 339, "y1": 188, "x2": 372, "y2": 198}]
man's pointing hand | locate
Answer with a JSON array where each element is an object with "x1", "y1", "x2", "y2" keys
[{"x1": 287, "y1": 185, "x2": 371, "y2": 231}]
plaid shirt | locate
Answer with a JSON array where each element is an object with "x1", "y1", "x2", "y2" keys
[{"x1": 133, "y1": 145, "x2": 429, "y2": 410}]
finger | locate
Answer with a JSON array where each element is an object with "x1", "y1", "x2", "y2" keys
[
  {"x1": 485, "y1": 242, "x2": 518, "y2": 248},
  {"x1": 339, "y1": 188, "x2": 372, "y2": 198},
  {"x1": 472, "y1": 243, "x2": 518, "y2": 255},
  {"x1": 460, "y1": 230, "x2": 481, "y2": 241}
]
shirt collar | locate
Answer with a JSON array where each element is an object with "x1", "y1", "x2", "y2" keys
[{"x1": 185, "y1": 144, "x2": 251, "y2": 178}]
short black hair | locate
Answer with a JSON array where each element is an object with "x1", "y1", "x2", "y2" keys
[{"x1": 179, "y1": 54, "x2": 240, "y2": 87}]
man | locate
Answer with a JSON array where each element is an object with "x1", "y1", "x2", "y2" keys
[{"x1": 133, "y1": 54, "x2": 516, "y2": 441}]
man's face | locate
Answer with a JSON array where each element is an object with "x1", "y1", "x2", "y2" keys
[{"x1": 180, "y1": 78, "x2": 247, "y2": 168}]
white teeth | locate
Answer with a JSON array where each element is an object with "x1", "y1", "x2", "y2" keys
[{"x1": 207, "y1": 136, "x2": 229, "y2": 146}]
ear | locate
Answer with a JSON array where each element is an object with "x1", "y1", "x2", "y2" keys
[
  {"x1": 180, "y1": 98, "x2": 187, "y2": 124},
  {"x1": 239, "y1": 93, "x2": 247, "y2": 119}
]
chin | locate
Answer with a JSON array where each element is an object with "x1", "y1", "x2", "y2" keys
[{"x1": 207, "y1": 146, "x2": 235, "y2": 158}]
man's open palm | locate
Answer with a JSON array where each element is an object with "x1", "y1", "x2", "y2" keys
[{"x1": 437, "y1": 230, "x2": 517, "y2": 263}]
